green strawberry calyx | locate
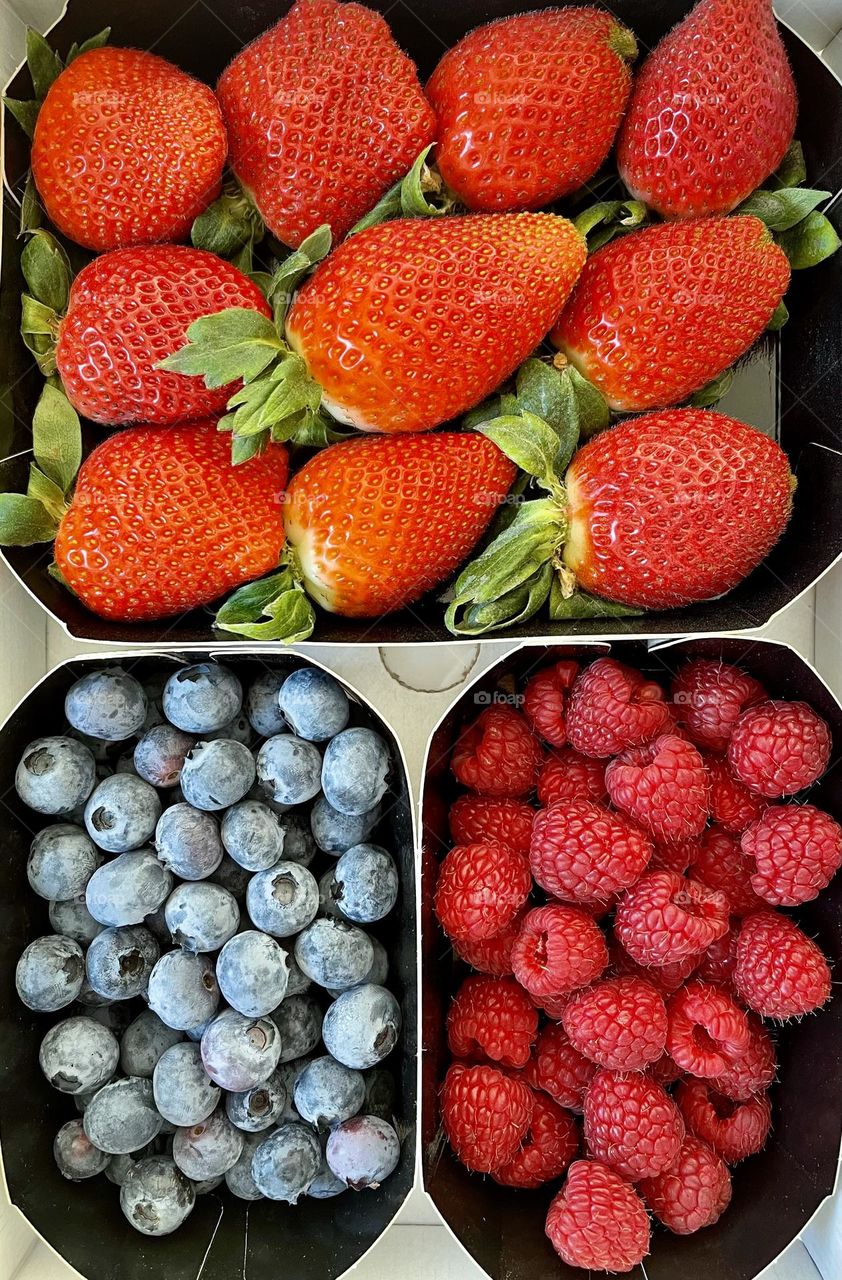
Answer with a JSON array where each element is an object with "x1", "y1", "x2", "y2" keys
[
  {"x1": 19, "y1": 219, "x2": 72, "y2": 378},
  {"x1": 735, "y1": 142, "x2": 840, "y2": 273},
  {"x1": 0, "y1": 383, "x2": 81, "y2": 548},
  {"x1": 348, "y1": 144, "x2": 459, "y2": 234},
  {"x1": 213, "y1": 556, "x2": 316, "y2": 642},
  {"x1": 191, "y1": 178, "x2": 267, "y2": 274},
  {"x1": 4, "y1": 26, "x2": 111, "y2": 138}
]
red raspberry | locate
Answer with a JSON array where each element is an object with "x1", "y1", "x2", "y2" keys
[
  {"x1": 584, "y1": 1069, "x2": 685, "y2": 1181},
  {"x1": 689, "y1": 827, "x2": 766, "y2": 916},
  {"x1": 434, "y1": 842, "x2": 531, "y2": 943},
  {"x1": 728, "y1": 700, "x2": 832, "y2": 798},
  {"x1": 531, "y1": 800, "x2": 652, "y2": 905},
  {"x1": 522, "y1": 660, "x2": 579, "y2": 747},
  {"x1": 696, "y1": 925, "x2": 740, "y2": 990},
  {"x1": 440, "y1": 1062, "x2": 533, "y2": 1173},
  {"x1": 537, "y1": 748, "x2": 607, "y2": 807},
  {"x1": 671, "y1": 660, "x2": 766, "y2": 754},
  {"x1": 511, "y1": 905, "x2": 608, "y2": 1001},
  {"x1": 677, "y1": 1079, "x2": 772, "y2": 1164},
  {"x1": 605, "y1": 732, "x2": 710, "y2": 847},
  {"x1": 525, "y1": 1023, "x2": 596, "y2": 1113},
  {"x1": 451, "y1": 706, "x2": 543, "y2": 798},
  {"x1": 640, "y1": 1137, "x2": 731, "y2": 1234},
  {"x1": 705, "y1": 755, "x2": 766, "y2": 832},
  {"x1": 546, "y1": 1159, "x2": 651, "y2": 1273},
  {"x1": 648, "y1": 1052, "x2": 683, "y2": 1087},
  {"x1": 448, "y1": 794, "x2": 535, "y2": 856},
  {"x1": 715, "y1": 1013, "x2": 777, "y2": 1102},
  {"x1": 666, "y1": 981, "x2": 749, "y2": 1078},
  {"x1": 742, "y1": 804, "x2": 842, "y2": 907},
  {"x1": 452, "y1": 908, "x2": 526, "y2": 976},
  {"x1": 567, "y1": 658, "x2": 670, "y2": 758},
  {"x1": 562, "y1": 976, "x2": 667, "y2": 1071},
  {"x1": 493, "y1": 1090, "x2": 579, "y2": 1189},
  {"x1": 614, "y1": 871, "x2": 729, "y2": 967},
  {"x1": 447, "y1": 975, "x2": 538, "y2": 1069},
  {"x1": 609, "y1": 937, "x2": 700, "y2": 995},
  {"x1": 651, "y1": 838, "x2": 700, "y2": 875},
  {"x1": 535, "y1": 991, "x2": 574, "y2": 1020},
  {"x1": 734, "y1": 911, "x2": 832, "y2": 1019}
]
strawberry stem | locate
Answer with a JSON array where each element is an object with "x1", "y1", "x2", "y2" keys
[
  {"x1": 348, "y1": 145, "x2": 458, "y2": 236},
  {"x1": 213, "y1": 556, "x2": 316, "y2": 642}
]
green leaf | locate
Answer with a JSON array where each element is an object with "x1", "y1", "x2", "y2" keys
[
  {"x1": 566, "y1": 366, "x2": 611, "y2": 440},
  {"x1": 21, "y1": 229, "x2": 71, "y2": 313},
  {"x1": 772, "y1": 141, "x2": 807, "y2": 190},
  {"x1": 767, "y1": 300, "x2": 789, "y2": 332},
  {"x1": 478, "y1": 413, "x2": 567, "y2": 490},
  {"x1": 446, "y1": 498, "x2": 562, "y2": 618},
  {"x1": 191, "y1": 183, "x2": 264, "y2": 261},
  {"x1": 26, "y1": 28, "x2": 63, "y2": 98},
  {"x1": 288, "y1": 409, "x2": 351, "y2": 449},
  {"x1": 574, "y1": 199, "x2": 648, "y2": 249},
  {"x1": 268, "y1": 225, "x2": 332, "y2": 327},
  {"x1": 549, "y1": 580, "x2": 644, "y2": 620},
  {"x1": 31, "y1": 384, "x2": 82, "y2": 492},
  {"x1": 349, "y1": 145, "x2": 455, "y2": 235},
  {"x1": 66, "y1": 28, "x2": 111, "y2": 63},
  {"x1": 226, "y1": 356, "x2": 321, "y2": 441},
  {"x1": 27, "y1": 466, "x2": 68, "y2": 521},
  {"x1": 21, "y1": 294, "x2": 59, "y2": 376},
  {"x1": 230, "y1": 434, "x2": 266, "y2": 465},
  {"x1": 777, "y1": 210, "x2": 841, "y2": 270},
  {"x1": 689, "y1": 368, "x2": 735, "y2": 408},
  {"x1": 446, "y1": 563, "x2": 554, "y2": 636},
  {"x1": 738, "y1": 187, "x2": 830, "y2": 232},
  {"x1": 4, "y1": 98, "x2": 40, "y2": 138},
  {"x1": 216, "y1": 571, "x2": 294, "y2": 623},
  {"x1": 483, "y1": 472, "x2": 530, "y2": 542},
  {"x1": 514, "y1": 359, "x2": 581, "y2": 462},
  {"x1": 19, "y1": 174, "x2": 42, "y2": 236},
  {"x1": 0, "y1": 492, "x2": 59, "y2": 545},
  {"x1": 158, "y1": 308, "x2": 285, "y2": 387},
  {"x1": 214, "y1": 570, "x2": 316, "y2": 643}
]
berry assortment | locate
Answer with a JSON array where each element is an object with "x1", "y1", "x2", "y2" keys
[
  {"x1": 12, "y1": 660, "x2": 405, "y2": 1235},
  {"x1": 434, "y1": 652, "x2": 839, "y2": 1273}
]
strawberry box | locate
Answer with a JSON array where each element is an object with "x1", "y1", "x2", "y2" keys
[{"x1": 421, "y1": 638, "x2": 842, "y2": 1279}]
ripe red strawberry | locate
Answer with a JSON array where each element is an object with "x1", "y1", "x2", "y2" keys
[
  {"x1": 705, "y1": 756, "x2": 767, "y2": 834},
  {"x1": 584, "y1": 1070, "x2": 685, "y2": 1181},
  {"x1": 448, "y1": 795, "x2": 535, "y2": 856},
  {"x1": 525, "y1": 1024, "x2": 596, "y2": 1113},
  {"x1": 562, "y1": 977, "x2": 668, "y2": 1072},
  {"x1": 447, "y1": 974, "x2": 538, "y2": 1069},
  {"x1": 551, "y1": 218, "x2": 791, "y2": 412},
  {"x1": 537, "y1": 749, "x2": 607, "y2": 807},
  {"x1": 742, "y1": 804, "x2": 842, "y2": 906},
  {"x1": 567, "y1": 659, "x2": 670, "y2": 758},
  {"x1": 493, "y1": 1091, "x2": 579, "y2": 1189},
  {"x1": 677, "y1": 1079, "x2": 772, "y2": 1164},
  {"x1": 434, "y1": 842, "x2": 531, "y2": 944},
  {"x1": 671, "y1": 660, "x2": 767, "y2": 754},
  {"x1": 451, "y1": 706, "x2": 543, "y2": 799},
  {"x1": 452, "y1": 908, "x2": 526, "y2": 978},
  {"x1": 715, "y1": 1013, "x2": 777, "y2": 1103},
  {"x1": 689, "y1": 827, "x2": 766, "y2": 917},
  {"x1": 441, "y1": 1062, "x2": 533, "y2": 1173},
  {"x1": 728, "y1": 701, "x2": 832, "y2": 798},
  {"x1": 614, "y1": 871, "x2": 730, "y2": 967},
  {"x1": 530, "y1": 800, "x2": 653, "y2": 905},
  {"x1": 217, "y1": 0, "x2": 434, "y2": 248},
  {"x1": 546, "y1": 1159, "x2": 651, "y2": 1273},
  {"x1": 522, "y1": 661, "x2": 580, "y2": 747},
  {"x1": 31, "y1": 47, "x2": 226, "y2": 251},
  {"x1": 606, "y1": 734, "x2": 709, "y2": 845},
  {"x1": 427, "y1": 8, "x2": 637, "y2": 213},
  {"x1": 617, "y1": 0, "x2": 797, "y2": 219},
  {"x1": 734, "y1": 911, "x2": 832, "y2": 1019},
  {"x1": 640, "y1": 1137, "x2": 732, "y2": 1235},
  {"x1": 511, "y1": 905, "x2": 608, "y2": 1002},
  {"x1": 666, "y1": 981, "x2": 749, "y2": 1078}
]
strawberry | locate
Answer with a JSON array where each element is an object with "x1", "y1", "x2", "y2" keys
[
  {"x1": 216, "y1": 0, "x2": 435, "y2": 249},
  {"x1": 427, "y1": 8, "x2": 637, "y2": 212},
  {"x1": 617, "y1": 0, "x2": 797, "y2": 219}
]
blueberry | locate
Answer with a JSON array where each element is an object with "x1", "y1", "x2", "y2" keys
[
  {"x1": 322, "y1": 985, "x2": 401, "y2": 1069},
  {"x1": 16, "y1": 736, "x2": 96, "y2": 816},
  {"x1": 245, "y1": 671, "x2": 289, "y2": 738},
  {"x1": 321, "y1": 728, "x2": 390, "y2": 816},
  {"x1": 308, "y1": 1151, "x2": 348, "y2": 1199},
  {"x1": 201, "y1": 1008, "x2": 282, "y2": 1091},
  {"x1": 76, "y1": 977, "x2": 113, "y2": 1007},
  {"x1": 86, "y1": 926, "x2": 160, "y2": 1000},
  {"x1": 155, "y1": 804, "x2": 223, "y2": 879},
  {"x1": 210, "y1": 854, "x2": 251, "y2": 900},
  {"x1": 332, "y1": 844, "x2": 398, "y2": 923},
  {"x1": 294, "y1": 1056, "x2": 365, "y2": 1130},
  {"x1": 246, "y1": 863, "x2": 319, "y2": 937},
  {"x1": 190, "y1": 1175, "x2": 223, "y2": 1194},
  {"x1": 279, "y1": 668, "x2": 350, "y2": 741},
  {"x1": 310, "y1": 795, "x2": 382, "y2": 856},
  {"x1": 279, "y1": 812, "x2": 318, "y2": 866},
  {"x1": 80, "y1": 1000, "x2": 135, "y2": 1036},
  {"x1": 275, "y1": 1057, "x2": 314, "y2": 1123},
  {"x1": 362, "y1": 1068, "x2": 397, "y2": 1123},
  {"x1": 294, "y1": 918, "x2": 374, "y2": 990},
  {"x1": 106, "y1": 1148, "x2": 154, "y2": 1187},
  {"x1": 225, "y1": 1132, "x2": 265, "y2": 1200},
  {"x1": 115, "y1": 750, "x2": 139, "y2": 776},
  {"x1": 65, "y1": 668, "x2": 147, "y2": 742},
  {"x1": 86, "y1": 850, "x2": 172, "y2": 926},
  {"x1": 134, "y1": 725, "x2": 196, "y2": 787},
  {"x1": 16, "y1": 934, "x2": 84, "y2": 1011},
  {"x1": 153, "y1": 1042, "x2": 221, "y2": 1127},
  {"x1": 84, "y1": 775, "x2": 162, "y2": 853},
  {"x1": 328, "y1": 936, "x2": 390, "y2": 998},
  {"x1": 84, "y1": 1076, "x2": 163, "y2": 1154},
  {"x1": 326, "y1": 1115, "x2": 400, "y2": 1189},
  {"x1": 164, "y1": 882, "x2": 240, "y2": 954},
  {"x1": 27, "y1": 823, "x2": 100, "y2": 901},
  {"x1": 180, "y1": 740, "x2": 256, "y2": 811},
  {"x1": 318, "y1": 869, "x2": 343, "y2": 920},
  {"x1": 279, "y1": 943, "x2": 312, "y2": 996},
  {"x1": 274, "y1": 994, "x2": 323, "y2": 1062},
  {"x1": 121, "y1": 1010, "x2": 184, "y2": 1077},
  {"x1": 226, "y1": 1071, "x2": 288, "y2": 1133},
  {"x1": 67, "y1": 730, "x2": 116, "y2": 764},
  {"x1": 217, "y1": 930, "x2": 289, "y2": 1017},
  {"x1": 173, "y1": 1108, "x2": 244, "y2": 1179},
  {"x1": 185, "y1": 1011, "x2": 220, "y2": 1043},
  {"x1": 144, "y1": 902, "x2": 172, "y2": 945},
  {"x1": 49, "y1": 894, "x2": 104, "y2": 946},
  {"x1": 206, "y1": 712, "x2": 255, "y2": 746},
  {"x1": 54, "y1": 1118, "x2": 111, "y2": 1181},
  {"x1": 163, "y1": 663, "x2": 243, "y2": 734},
  {"x1": 74, "y1": 1085, "x2": 104, "y2": 1115},
  {"x1": 251, "y1": 1123, "x2": 321, "y2": 1203},
  {"x1": 120, "y1": 1155, "x2": 195, "y2": 1236},
  {"x1": 147, "y1": 951, "x2": 219, "y2": 1031},
  {"x1": 256, "y1": 736, "x2": 322, "y2": 806},
  {"x1": 221, "y1": 800, "x2": 284, "y2": 871}
]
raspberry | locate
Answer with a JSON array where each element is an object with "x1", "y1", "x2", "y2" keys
[
  {"x1": 666, "y1": 981, "x2": 749, "y2": 1077},
  {"x1": 734, "y1": 911, "x2": 832, "y2": 1019},
  {"x1": 705, "y1": 755, "x2": 766, "y2": 832},
  {"x1": 537, "y1": 748, "x2": 607, "y2": 807},
  {"x1": 511, "y1": 905, "x2": 608, "y2": 1001},
  {"x1": 522, "y1": 660, "x2": 579, "y2": 747},
  {"x1": 546, "y1": 1159, "x2": 651, "y2": 1273},
  {"x1": 531, "y1": 800, "x2": 652, "y2": 905},
  {"x1": 609, "y1": 937, "x2": 700, "y2": 995},
  {"x1": 562, "y1": 976, "x2": 667, "y2": 1071},
  {"x1": 452, "y1": 908, "x2": 526, "y2": 976},
  {"x1": 451, "y1": 706, "x2": 543, "y2": 798},
  {"x1": 648, "y1": 1052, "x2": 683, "y2": 1087},
  {"x1": 671, "y1": 660, "x2": 766, "y2": 753},
  {"x1": 689, "y1": 827, "x2": 766, "y2": 916},
  {"x1": 640, "y1": 1137, "x2": 731, "y2": 1234},
  {"x1": 434, "y1": 842, "x2": 531, "y2": 943},
  {"x1": 535, "y1": 989, "x2": 575, "y2": 1020},
  {"x1": 525, "y1": 1023, "x2": 596, "y2": 1112},
  {"x1": 677, "y1": 1079, "x2": 772, "y2": 1164},
  {"x1": 606, "y1": 734, "x2": 709, "y2": 845},
  {"x1": 728, "y1": 700, "x2": 832, "y2": 798},
  {"x1": 447, "y1": 975, "x2": 538, "y2": 1069},
  {"x1": 567, "y1": 658, "x2": 670, "y2": 758},
  {"x1": 440, "y1": 1062, "x2": 533, "y2": 1173},
  {"x1": 584, "y1": 1069, "x2": 685, "y2": 1181},
  {"x1": 651, "y1": 838, "x2": 700, "y2": 875},
  {"x1": 696, "y1": 925, "x2": 740, "y2": 990},
  {"x1": 614, "y1": 871, "x2": 729, "y2": 967},
  {"x1": 493, "y1": 1090, "x2": 579, "y2": 1188},
  {"x1": 742, "y1": 804, "x2": 842, "y2": 907},
  {"x1": 715, "y1": 1013, "x2": 777, "y2": 1102},
  {"x1": 448, "y1": 793, "x2": 535, "y2": 856}
]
